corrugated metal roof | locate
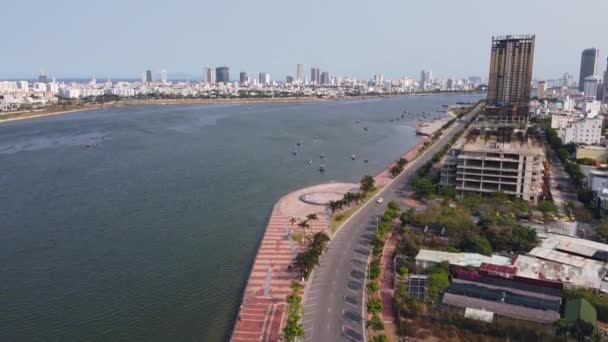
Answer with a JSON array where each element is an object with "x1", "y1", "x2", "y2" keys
[{"x1": 442, "y1": 293, "x2": 560, "y2": 324}]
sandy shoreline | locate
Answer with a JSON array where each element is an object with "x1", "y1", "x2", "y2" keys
[{"x1": 0, "y1": 92, "x2": 480, "y2": 125}]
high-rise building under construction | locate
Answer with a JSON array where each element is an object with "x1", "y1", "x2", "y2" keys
[{"x1": 484, "y1": 34, "x2": 535, "y2": 125}]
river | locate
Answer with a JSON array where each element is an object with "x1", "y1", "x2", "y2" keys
[{"x1": 0, "y1": 94, "x2": 482, "y2": 341}]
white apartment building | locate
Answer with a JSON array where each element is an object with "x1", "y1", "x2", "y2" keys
[
  {"x1": 582, "y1": 100, "x2": 602, "y2": 118},
  {"x1": 441, "y1": 130, "x2": 546, "y2": 203},
  {"x1": 552, "y1": 112, "x2": 603, "y2": 145}
]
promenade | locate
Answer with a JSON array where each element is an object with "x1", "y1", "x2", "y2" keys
[
  {"x1": 231, "y1": 183, "x2": 357, "y2": 341},
  {"x1": 231, "y1": 138, "x2": 428, "y2": 342}
]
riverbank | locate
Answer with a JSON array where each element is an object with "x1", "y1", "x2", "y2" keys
[
  {"x1": 230, "y1": 138, "x2": 430, "y2": 341},
  {"x1": 0, "y1": 91, "x2": 483, "y2": 125}
]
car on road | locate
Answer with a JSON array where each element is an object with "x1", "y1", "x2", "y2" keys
[{"x1": 376, "y1": 197, "x2": 384, "y2": 204}]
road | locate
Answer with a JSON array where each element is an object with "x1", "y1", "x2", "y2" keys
[
  {"x1": 541, "y1": 132, "x2": 580, "y2": 216},
  {"x1": 301, "y1": 103, "x2": 483, "y2": 342}
]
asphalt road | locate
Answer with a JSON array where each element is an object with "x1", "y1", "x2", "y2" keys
[{"x1": 301, "y1": 103, "x2": 483, "y2": 342}]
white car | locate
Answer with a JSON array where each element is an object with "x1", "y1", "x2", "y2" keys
[{"x1": 376, "y1": 197, "x2": 384, "y2": 204}]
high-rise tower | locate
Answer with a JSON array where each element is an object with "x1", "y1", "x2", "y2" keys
[
  {"x1": 485, "y1": 34, "x2": 535, "y2": 125},
  {"x1": 578, "y1": 48, "x2": 599, "y2": 91}
]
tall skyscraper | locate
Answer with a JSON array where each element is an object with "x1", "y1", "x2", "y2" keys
[
  {"x1": 578, "y1": 48, "x2": 599, "y2": 91},
  {"x1": 320, "y1": 72, "x2": 329, "y2": 85},
  {"x1": 203, "y1": 67, "x2": 216, "y2": 84},
  {"x1": 485, "y1": 34, "x2": 535, "y2": 125},
  {"x1": 38, "y1": 68, "x2": 47, "y2": 83},
  {"x1": 239, "y1": 72, "x2": 248, "y2": 84},
  {"x1": 310, "y1": 67, "x2": 320, "y2": 85},
  {"x1": 603, "y1": 58, "x2": 608, "y2": 103},
  {"x1": 286, "y1": 76, "x2": 294, "y2": 84},
  {"x1": 216, "y1": 66, "x2": 229, "y2": 83},
  {"x1": 537, "y1": 80, "x2": 546, "y2": 99},
  {"x1": 160, "y1": 69, "x2": 168, "y2": 84},
  {"x1": 258, "y1": 72, "x2": 270, "y2": 85},
  {"x1": 145, "y1": 69, "x2": 153, "y2": 83},
  {"x1": 419, "y1": 70, "x2": 427, "y2": 90},
  {"x1": 563, "y1": 72, "x2": 574, "y2": 87},
  {"x1": 296, "y1": 64, "x2": 304, "y2": 82}
]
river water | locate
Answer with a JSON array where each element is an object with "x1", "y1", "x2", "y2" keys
[{"x1": 0, "y1": 94, "x2": 482, "y2": 341}]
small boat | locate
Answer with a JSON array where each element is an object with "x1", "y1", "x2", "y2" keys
[
  {"x1": 363, "y1": 127, "x2": 368, "y2": 131},
  {"x1": 364, "y1": 159, "x2": 369, "y2": 163},
  {"x1": 307, "y1": 160, "x2": 312, "y2": 164},
  {"x1": 320, "y1": 153, "x2": 325, "y2": 159},
  {"x1": 351, "y1": 154, "x2": 356, "y2": 160},
  {"x1": 292, "y1": 150, "x2": 298, "y2": 155},
  {"x1": 296, "y1": 142, "x2": 301, "y2": 146},
  {"x1": 319, "y1": 164, "x2": 326, "y2": 172}
]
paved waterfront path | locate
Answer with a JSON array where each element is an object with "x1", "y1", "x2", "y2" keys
[{"x1": 231, "y1": 183, "x2": 357, "y2": 341}]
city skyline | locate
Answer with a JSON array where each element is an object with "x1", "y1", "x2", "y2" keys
[{"x1": 3, "y1": 0, "x2": 607, "y2": 80}]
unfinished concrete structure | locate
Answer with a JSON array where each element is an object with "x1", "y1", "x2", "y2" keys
[
  {"x1": 441, "y1": 128, "x2": 546, "y2": 203},
  {"x1": 483, "y1": 34, "x2": 535, "y2": 126}
]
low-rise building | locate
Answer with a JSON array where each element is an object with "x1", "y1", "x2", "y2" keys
[
  {"x1": 415, "y1": 249, "x2": 511, "y2": 269},
  {"x1": 441, "y1": 129, "x2": 546, "y2": 203},
  {"x1": 576, "y1": 145, "x2": 608, "y2": 162}
]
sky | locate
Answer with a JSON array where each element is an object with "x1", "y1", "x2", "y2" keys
[{"x1": 3, "y1": 0, "x2": 607, "y2": 81}]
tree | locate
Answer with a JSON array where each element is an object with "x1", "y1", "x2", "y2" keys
[
  {"x1": 366, "y1": 314, "x2": 384, "y2": 330},
  {"x1": 409, "y1": 177, "x2": 436, "y2": 198},
  {"x1": 367, "y1": 281, "x2": 380, "y2": 293},
  {"x1": 297, "y1": 219, "x2": 310, "y2": 237},
  {"x1": 387, "y1": 200, "x2": 400, "y2": 212},
  {"x1": 389, "y1": 165, "x2": 402, "y2": 177},
  {"x1": 360, "y1": 175, "x2": 375, "y2": 193},
  {"x1": 289, "y1": 216, "x2": 298, "y2": 227},
  {"x1": 563, "y1": 201, "x2": 575, "y2": 219},
  {"x1": 290, "y1": 281, "x2": 303, "y2": 293},
  {"x1": 306, "y1": 213, "x2": 318, "y2": 222},
  {"x1": 595, "y1": 220, "x2": 608, "y2": 243},
  {"x1": 537, "y1": 200, "x2": 558, "y2": 225},
  {"x1": 371, "y1": 335, "x2": 389, "y2": 342},
  {"x1": 367, "y1": 298, "x2": 383, "y2": 314},
  {"x1": 327, "y1": 200, "x2": 341, "y2": 215},
  {"x1": 460, "y1": 234, "x2": 493, "y2": 256}
]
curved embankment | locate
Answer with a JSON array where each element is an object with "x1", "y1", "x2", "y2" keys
[{"x1": 230, "y1": 139, "x2": 429, "y2": 342}]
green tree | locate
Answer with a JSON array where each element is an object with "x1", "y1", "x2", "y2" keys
[
  {"x1": 367, "y1": 298, "x2": 383, "y2": 314},
  {"x1": 389, "y1": 164, "x2": 402, "y2": 177},
  {"x1": 409, "y1": 177, "x2": 436, "y2": 198},
  {"x1": 460, "y1": 234, "x2": 493, "y2": 256},
  {"x1": 360, "y1": 175, "x2": 375, "y2": 193},
  {"x1": 367, "y1": 280, "x2": 380, "y2": 293},
  {"x1": 537, "y1": 200, "x2": 558, "y2": 225},
  {"x1": 366, "y1": 314, "x2": 384, "y2": 330},
  {"x1": 327, "y1": 200, "x2": 341, "y2": 215},
  {"x1": 371, "y1": 335, "x2": 389, "y2": 342}
]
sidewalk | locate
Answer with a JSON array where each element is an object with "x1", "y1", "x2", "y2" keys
[{"x1": 379, "y1": 232, "x2": 399, "y2": 341}]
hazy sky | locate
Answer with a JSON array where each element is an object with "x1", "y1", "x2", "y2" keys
[{"x1": 4, "y1": 0, "x2": 607, "y2": 80}]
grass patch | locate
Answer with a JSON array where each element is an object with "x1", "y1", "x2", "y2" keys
[
  {"x1": 291, "y1": 232, "x2": 305, "y2": 244},
  {"x1": 330, "y1": 187, "x2": 383, "y2": 233}
]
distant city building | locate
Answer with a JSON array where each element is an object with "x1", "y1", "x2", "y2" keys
[
  {"x1": 258, "y1": 72, "x2": 270, "y2": 85},
  {"x1": 563, "y1": 72, "x2": 574, "y2": 88},
  {"x1": 296, "y1": 64, "x2": 304, "y2": 82},
  {"x1": 38, "y1": 68, "x2": 47, "y2": 83},
  {"x1": 286, "y1": 75, "x2": 294, "y2": 84},
  {"x1": 320, "y1": 72, "x2": 330, "y2": 85},
  {"x1": 310, "y1": 67, "x2": 320, "y2": 85},
  {"x1": 161, "y1": 69, "x2": 168, "y2": 84},
  {"x1": 468, "y1": 76, "x2": 482, "y2": 86},
  {"x1": 145, "y1": 69, "x2": 153, "y2": 83},
  {"x1": 583, "y1": 76, "x2": 601, "y2": 99},
  {"x1": 578, "y1": 48, "x2": 599, "y2": 91},
  {"x1": 216, "y1": 66, "x2": 229, "y2": 83},
  {"x1": 603, "y1": 58, "x2": 608, "y2": 103},
  {"x1": 485, "y1": 34, "x2": 535, "y2": 125},
  {"x1": 537, "y1": 80, "x2": 546, "y2": 99},
  {"x1": 239, "y1": 72, "x2": 248, "y2": 84},
  {"x1": 204, "y1": 67, "x2": 216, "y2": 84},
  {"x1": 447, "y1": 78, "x2": 454, "y2": 90}
]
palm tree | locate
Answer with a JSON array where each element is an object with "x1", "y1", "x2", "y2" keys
[
  {"x1": 327, "y1": 200, "x2": 340, "y2": 215},
  {"x1": 289, "y1": 216, "x2": 298, "y2": 226},
  {"x1": 306, "y1": 213, "x2": 318, "y2": 222},
  {"x1": 297, "y1": 219, "x2": 310, "y2": 238}
]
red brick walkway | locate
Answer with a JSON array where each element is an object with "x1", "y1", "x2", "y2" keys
[
  {"x1": 379, "y1": 232, "x2": 399, "y2": 341},
  {"x1": 231, "y1": 215, "x2": 328, "y2": 341}
]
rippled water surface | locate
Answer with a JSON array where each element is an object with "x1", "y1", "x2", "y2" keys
[{"x1": 0, "y1": 94, "x2": 482, "y2": 341}]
